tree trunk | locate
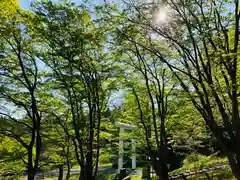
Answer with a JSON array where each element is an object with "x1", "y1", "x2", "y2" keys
[
  {"x1": 85, "y1": 152, "x2": 93, "y2": 180},
  {"x1": 153, "y1": 160, "x2": 169, "y2": 180},
  {"x1": 147, "y1": 164, "x2": 151, "y2": 180},
  {"x1": 66, "y1": 140, "x2": 71, "y2": 180},
  {"x1": 66, "y1": 159, "x2": 71, "y2": 180},
  {"x1": 228, "y1": 159, "x2": 240, "y2": 180},
  {"x1": 58, "y1": 165, "x2": 64, "y2": 180},
  {"x1": 66, "y1": 165, "x2": 70, "y2": 180},
  {"x1": 85, "y1": 97, "x2": 94, "y2": 180},
  {"x1": 77, "y1": 158, "x2": 93, "y2": 180},
  {"x1": 79, "y1": 167, "x2": 86, "y2": 180},
  {"x1": 27, "y1": 148, "x2": 36, "y2": 180},
  {"x1": 27, "y1": 171, "x2": 36, "y2": 180},
  {"x1": 159, "y1": 163, "x2": 169, "y2": 180},
  {"x1": 93, "y1": 101, "x2": 101, "y2": 179}
]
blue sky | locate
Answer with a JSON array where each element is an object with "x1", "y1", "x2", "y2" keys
[{"x1": 20, "y1": 0, "x2": 31, "y2": 9}]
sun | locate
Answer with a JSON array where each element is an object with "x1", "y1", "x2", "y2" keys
[{"x1": 153, "y1": 5, "x2": 170, "y2": 24}]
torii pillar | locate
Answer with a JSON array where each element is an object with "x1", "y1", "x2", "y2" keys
[{"x1": 115, "y1": 122, "x2": 137, "y2": 173}]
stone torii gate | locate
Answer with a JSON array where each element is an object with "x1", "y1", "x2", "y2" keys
[{"x1": 115, "y1": 122, "x2": 137, "y2": 173}]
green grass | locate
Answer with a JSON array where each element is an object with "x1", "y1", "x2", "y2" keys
[
  {"x1": 170, "y1": 154, "x2": 228, "y2": 175},
  {"x1": 168, "y1": 154, "x2": 235, "y2": 180},
  {"x1": 135, "y1": 167, "x2": 143, "y2": 171},
  {"x1": 44, "y1": 174, "x2": 79, "y2": 180},
  {"x1": 99, "y1": 163, "x2": 112, "y2": 168},
  {"x1": 97, "y1": 173, "x2": 116, "y2": 180},
  {"x1": 130, "y1": 175, "x2": 142, "y2": 180},
  {"x1": 183, "y1": 168, "x2": 235, "y2": 180},
  {"x1": 71, "y1": 163, "x2": 112, "y2": 170}
]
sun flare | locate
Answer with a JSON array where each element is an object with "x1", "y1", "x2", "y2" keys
[{"x1": 153, "y1": 5, "x2": 170, "y2": 24}]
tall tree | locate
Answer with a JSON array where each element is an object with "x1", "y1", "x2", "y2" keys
[
  {"x1": 112, "y1": 18, "x2": 180, "y2": 178},
  {"x1": 0, "y1": 9, "x2": 44, "y2": 180},
  {"x1": 122, "y1": 0, "x2": 240, "y2": 178},
  {"x1": 32, "y1": 1, "x2": 116, "y2": 179}
]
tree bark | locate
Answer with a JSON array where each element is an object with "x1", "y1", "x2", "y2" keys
[
  {"x1": 27, "y1": 148, "x2": 36, "y2": 180},
  {"x1": 152, "y1": 147, "x2": 169, "y2": 180},
  {"x1": 58, "y1": 165, "x2": 64, "y2": 180},
  {"x1": 27, "y1": 172, "x2": 36, "y2": 180},
  {"x1": 79, "y1": 167, "x2": 85, "y2": 180},
  {"x1": 94, "y1": 96, "x2": 101, "y2": 179},
  {"x1": 84, "y1": 94, "x2": 94, "y2": 180},
  {"x1": 66, "y1": 142, "x2": 71, "y2": 180},
  {"x1": 66, "y1": 164, "x2": 71, "y2": 180},
  {"x1": 228, "y1": 159, "x2": 240, "y2": 180},
  {"x1": 153, "y1": 161, "x2": 169, "y2": 180},
  {"x1": 85, "y1": 152, "x2": 93, "y2": 180}
]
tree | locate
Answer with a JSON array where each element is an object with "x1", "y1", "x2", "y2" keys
[
  {"x1": 1, "y1": 0, "x2": 238, "y2": 179},
  {"x1": 0, "y1": 119, "x2": 27, "y2": 179},
  {"x1": 0, "y1": 9, "x2": 45, "y2": 179},
  {"x1": 40, "y1": 110, "x2": 75, "y2": 180},
  {"x1": 111, "y1": 17, "x2": 183, "y2": 178},
  {"x1": 122, "y1": 0, "x2": 240, "y2": 178},
  {"x1": 32, "y1": 1, "x2": 117, "y2": 179},
  {"x1": 0, "y1": 0, "x2": 20, "y2": 20}
]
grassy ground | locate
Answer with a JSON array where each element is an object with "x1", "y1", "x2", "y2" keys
[
  {"x1": 169, "y1": 154, "x2": 234, "y2": 180},
  {"x1": 130, "y1": 175, "x2": 142, "y2": 180},
  {"x1": 17, "y1": 156, "x2": 235, "y2": 180},
  {"x1": 40, "y1": 174, "x2": 80, "y2": 180},
  {"x1": 70, "y1": 162, "x2": 112, "y2": 170},
  {"x1": 97, "y1": 173, "x2": 142, "y2": 180},
  {"x1": 99, "y1": 163, "x2": 112, "y2": 168},
  {"x1": 186, "y1": 168, "x2": 235, "y2": 180},
  {"x1": 172, "y1": 158, "x2": 228, "y2": 174}
]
